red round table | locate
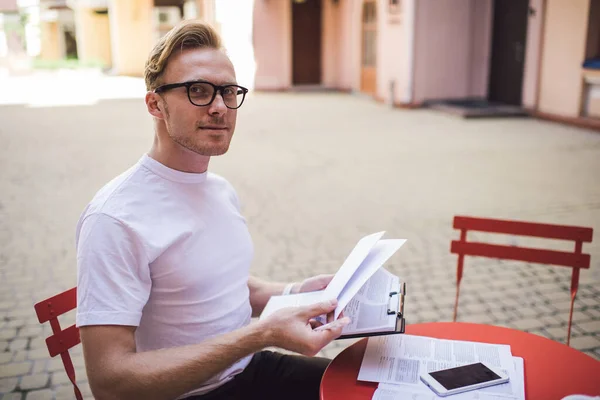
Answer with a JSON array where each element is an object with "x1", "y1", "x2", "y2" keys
[{"x1": 320, "y1": 322, "x2": 600, "y2": 400}]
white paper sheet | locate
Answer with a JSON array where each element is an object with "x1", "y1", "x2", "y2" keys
[
  {"x1": 259, "y1": 290, "x2": 326, "y2": 320},
  {"x1": 334, "y1": 239, "x2": 406, "y2": 319},
  {"x1": 259, "y1": 232, "x2": 406, "y2": 323},
  {"x1": 372, "y1": 357, "x2": 525, "y2": 400},
  {"x1": 324, "y1": 231, "x2": 385, "y2": 300},
  {"x1": 358, "y1": 335, "x2": 516, "y2": 393},
  {"x1": 340, "y1": 268, "x2": 400, "y2": 335}
]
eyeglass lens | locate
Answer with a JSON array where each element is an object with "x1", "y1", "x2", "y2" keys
[{"x1": 189, "y1": 82, "x2": 244, "y2": 108}]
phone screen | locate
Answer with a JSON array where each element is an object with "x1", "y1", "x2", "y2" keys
[{"x1": 429, "y1": 363, "x2": 501, "y2": 390}]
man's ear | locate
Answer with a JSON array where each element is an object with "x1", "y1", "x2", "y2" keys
[{"x1": 145, "y1": 92, "x2": 165, "y2": 119}]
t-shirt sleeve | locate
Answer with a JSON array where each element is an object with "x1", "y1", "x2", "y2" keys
[{"x1": 76, "y1": 213, "x2": 151, "y2": 328}]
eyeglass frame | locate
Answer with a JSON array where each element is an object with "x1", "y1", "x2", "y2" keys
[{"x1": 153, "y1": 80, "x2": 249, "y2": 109}]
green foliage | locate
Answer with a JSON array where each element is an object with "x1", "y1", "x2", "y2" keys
[{"x1": 31, "y1": 58, "x2": 106, "y2": 70}]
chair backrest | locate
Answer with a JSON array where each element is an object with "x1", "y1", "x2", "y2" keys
[
  {"x1": 450, "y1": 216, "x2": 593, "y2": 346},
  {"x1": 34, "y1": 287, "x2": 82, "y2": 400}
]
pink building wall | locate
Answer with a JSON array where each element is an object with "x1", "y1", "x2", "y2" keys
[
  {"x1": 538, "y1": 0, "x2": 591, "y2": 118},
  {"x1": 522, "y1": 0, "x2": 545, "y2": 110},
  {"x1": 375, "y1": 0, "x2": 412, "y2": 104},
  {"x1": 412, "y1": 0, "x2": 492, "y2": 103},
  {"x1": 253, "y1": 0, "x2": 360, "y2": 92},
  {"x1": 252, "y1": 0, "x2": 291, "y2": 90}
]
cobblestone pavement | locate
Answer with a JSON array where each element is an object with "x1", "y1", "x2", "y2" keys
[{"x1": 1, "y1": 83, "x2": 599, "y2": 399}]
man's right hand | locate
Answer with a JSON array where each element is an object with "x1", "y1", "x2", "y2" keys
[{"x1": 260, "y1": 299, "x2": 350, "y2": 356}]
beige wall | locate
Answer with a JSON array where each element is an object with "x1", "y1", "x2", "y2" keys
[
  {"x1": 522, "y1": 0, "x2": 545, "y2": 109},
  {"x1": 322, "y1": 0, "x2": 358, "y2": 90},
  {"x1": 538, "y1": 0, "x2": 591, "y2": 117},
  {"x1": 412, "y1": 0, "x2": 492, "y2": 103},
  {"x1": 108, "y1": 0, "x2": 154, "y2": 76},
  {"x1": 75, "y1": 8, "x2": 112, "y2": 67},
  {"x1": 39, "y1": 20, "x2": 60, "y2": 60},
  {"x1": 322, "y1": 0, "x2": 339, "y2": 89},
  {"x1": 252, "y1": 0, "x2": 291, "y2": 90},
  {"x1": 375, "y1": 0, "x2": 409, "y2": 103}
]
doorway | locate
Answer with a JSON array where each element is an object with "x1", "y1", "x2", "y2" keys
[
  {"x1": 488, "y1": 0, "x2": 529, "y2": 106},
  {"x1": 292, "y1": 0, "x2": 322, "y2": 85},
  {"x1": 360, "y1": 0, "x2": 377, "y2": 95}
]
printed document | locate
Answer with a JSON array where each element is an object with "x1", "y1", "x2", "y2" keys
[
  {"x1": 358, "y1": 335, "x2": 516, "y2": 395},
  {"x1": 371, "y1": 357, "x2": 525, "y2": 400},
  {"x1": 339, "y1": 268, "x2": 401, "y2": 336},
  {"x1": 259, "y1": 232, "x2": 406, "y2": 331}
]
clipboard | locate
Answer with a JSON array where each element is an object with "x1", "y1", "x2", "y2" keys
[{"x1": 336, "y1": 282, "x2": 406, "y2": 340}]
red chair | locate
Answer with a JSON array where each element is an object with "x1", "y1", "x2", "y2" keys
[
  {"x1": 34, "y1": 287, "x2": 82, "y2": 400},
  {"x1": 451, "y1": 216, "x2": 593, "y2": 346}
]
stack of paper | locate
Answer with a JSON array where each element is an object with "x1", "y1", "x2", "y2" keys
[
  {"x1": 260, "y1": 232, "x2": 409, "y2": 338},
  {"x1": 358, "y1": 335, "x2": 526, "y2": 400}
]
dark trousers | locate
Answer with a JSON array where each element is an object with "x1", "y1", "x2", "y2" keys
[{"x1": 185, "y1": 351, "x2": 331, "y2": 400}]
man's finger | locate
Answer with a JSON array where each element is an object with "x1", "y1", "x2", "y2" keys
[
  {"x1": 301, "y1": 299, "x2": 337, "y2": 319},
  {"x1": 309, "y1": 319, "x2": 324, "y2": 329}
]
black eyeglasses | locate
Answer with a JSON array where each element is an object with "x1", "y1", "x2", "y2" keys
[{"x1": 154, "y1": 80, "x2": 249, "y2": 109}]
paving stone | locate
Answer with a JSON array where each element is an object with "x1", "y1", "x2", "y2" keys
[
  {"x1": 8, "y1": 340, "x2": 27, "y2": 353},
  {"x1": 12, "y1": 353, "x2": 25, "y2": 363},
  {"x1": 0, "y1": 344, "x2": 7, "y2": 353},
  {"x1": 19, "y1": 374, "x2": 49, "y2": 391},
  {"x1": 1, "y1": 393, "x2": 23, "y2": 400},
  {"x1": 26, "y1": 349, "x2": 48, "y2": 362},
  {"x1": 538, "y1": 315, "x2": 564, "y2": 327},
  {"x1": 27, "y1": 339, "x2": 45, "y2": 351},
  {"x1": 24, "y1": 389, "x2": 53, "y2": 400},
  {"x1": 18, "y1": 328, "x2": 42, "y2": 339},
  {"x1": 0, "y1": 304, "x2": 17, "y2": 312},
  {"x1": 577, "y1": 297, "x2": 599, "y2": 307},
  {"x1": 544, "y1": 326, "x2": 570, "y2": 342},
  {"x1": 30, "y1": 362, "x2": 46, "y2": 376},
  {"x1": 0, "y1": 333, "x2": 16, "y2": 342},
  {"x1": 571, "y1": 311, "x2": 594, "y2": 324},
  {"x1": 569, "y1": 335, "x2": 600, "y2": 351},
  {"x1": 46, "y1": 360, "x2": 63, "y2": 374},
  {"x1": 0, "y1": 354, "x2": 11, "y2": 365},
  {"x1": 509, "y1": 318, "x2": 546, "y2": 331},
  {"x1": 0, "y1": 377, "x2": 18, "y2": 393},
  {"x1": 0, "y1": 362, "x2": 31, "y2": 378},
  {"x1": 575, "y1": 320, "x2": 600, "y2": 334},
  {"x1": 5, "y1": 321, "x2": 26, "y2": 330},
  {"x1": 54, "y1": 385, "x2": 81, "y2": 400},
  {"x1": 583, "y1": 308, "x2": 600, "y2": 319},
  {"x1": 515, "y1": 307, "x2": 538, "y2": 318}
]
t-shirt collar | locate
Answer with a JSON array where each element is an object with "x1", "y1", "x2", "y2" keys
[{"x1": 140, "y1": 154, "x2": 208, "y2": 184}]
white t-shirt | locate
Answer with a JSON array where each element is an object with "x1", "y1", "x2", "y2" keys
[{"x1": 76, "y1": 154, "x2": 254, "y2": 398}]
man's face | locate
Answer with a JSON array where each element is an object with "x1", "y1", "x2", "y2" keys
[{"x1": 156, "y1": 48, "x2": 238, "y2": 156}]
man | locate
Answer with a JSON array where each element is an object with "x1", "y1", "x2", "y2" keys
[{"x1": 76, "y1": 20, "x2": 348, "y2": 400}]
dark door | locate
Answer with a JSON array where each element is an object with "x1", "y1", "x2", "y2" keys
[
  {"x1": 292, "y1": 0, "x2": 322, "y2": 85},
  {"x1": 488, "y1": 0, "x2": 529, "y2": 105}
]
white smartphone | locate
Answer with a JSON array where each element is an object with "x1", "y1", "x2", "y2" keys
[{"x1": 420, "y1": 362, "x2": 509, "y2": 397}]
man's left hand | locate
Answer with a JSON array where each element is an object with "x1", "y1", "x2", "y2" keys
[{"x1": 293, "y1": 274, "x2": 334, "y2": 294}]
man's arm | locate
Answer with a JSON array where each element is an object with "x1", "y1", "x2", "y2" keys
[
  {"x1": 82, "y1": 299, "x2": 345, "y2": 400},
  {"x1": 248, "y1": 274, "x2": 334, "y2": 317},
  {"x1": 248, "y1": 276, "x2": 288, "y2": 317}
]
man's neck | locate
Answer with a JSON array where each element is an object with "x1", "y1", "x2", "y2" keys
[{"x1": 148, "y1": 139, "x2": 210, "y2": 174}]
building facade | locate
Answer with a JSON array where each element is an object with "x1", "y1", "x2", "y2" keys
[
  {"x1": 253, "y1": 0, "x2": 600, "y2": 130},
  {"x1": 36, "y1": 0, "x2": 218, "y2": 76}
]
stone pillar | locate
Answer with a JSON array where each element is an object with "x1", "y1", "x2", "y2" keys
[
  {"x1": 74, "y1": 7, "x2": 112, "y2": 67},
  {"x1": 39, "y1": 20, "x2": 61, "y2": 60},
  {"x1": 108, "y1": 0, "x2": 154, "y2": 76}
]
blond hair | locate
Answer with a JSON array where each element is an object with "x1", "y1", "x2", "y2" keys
[{"x1": 144, "y1": 20, "x2": 222, "y2": 91}]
